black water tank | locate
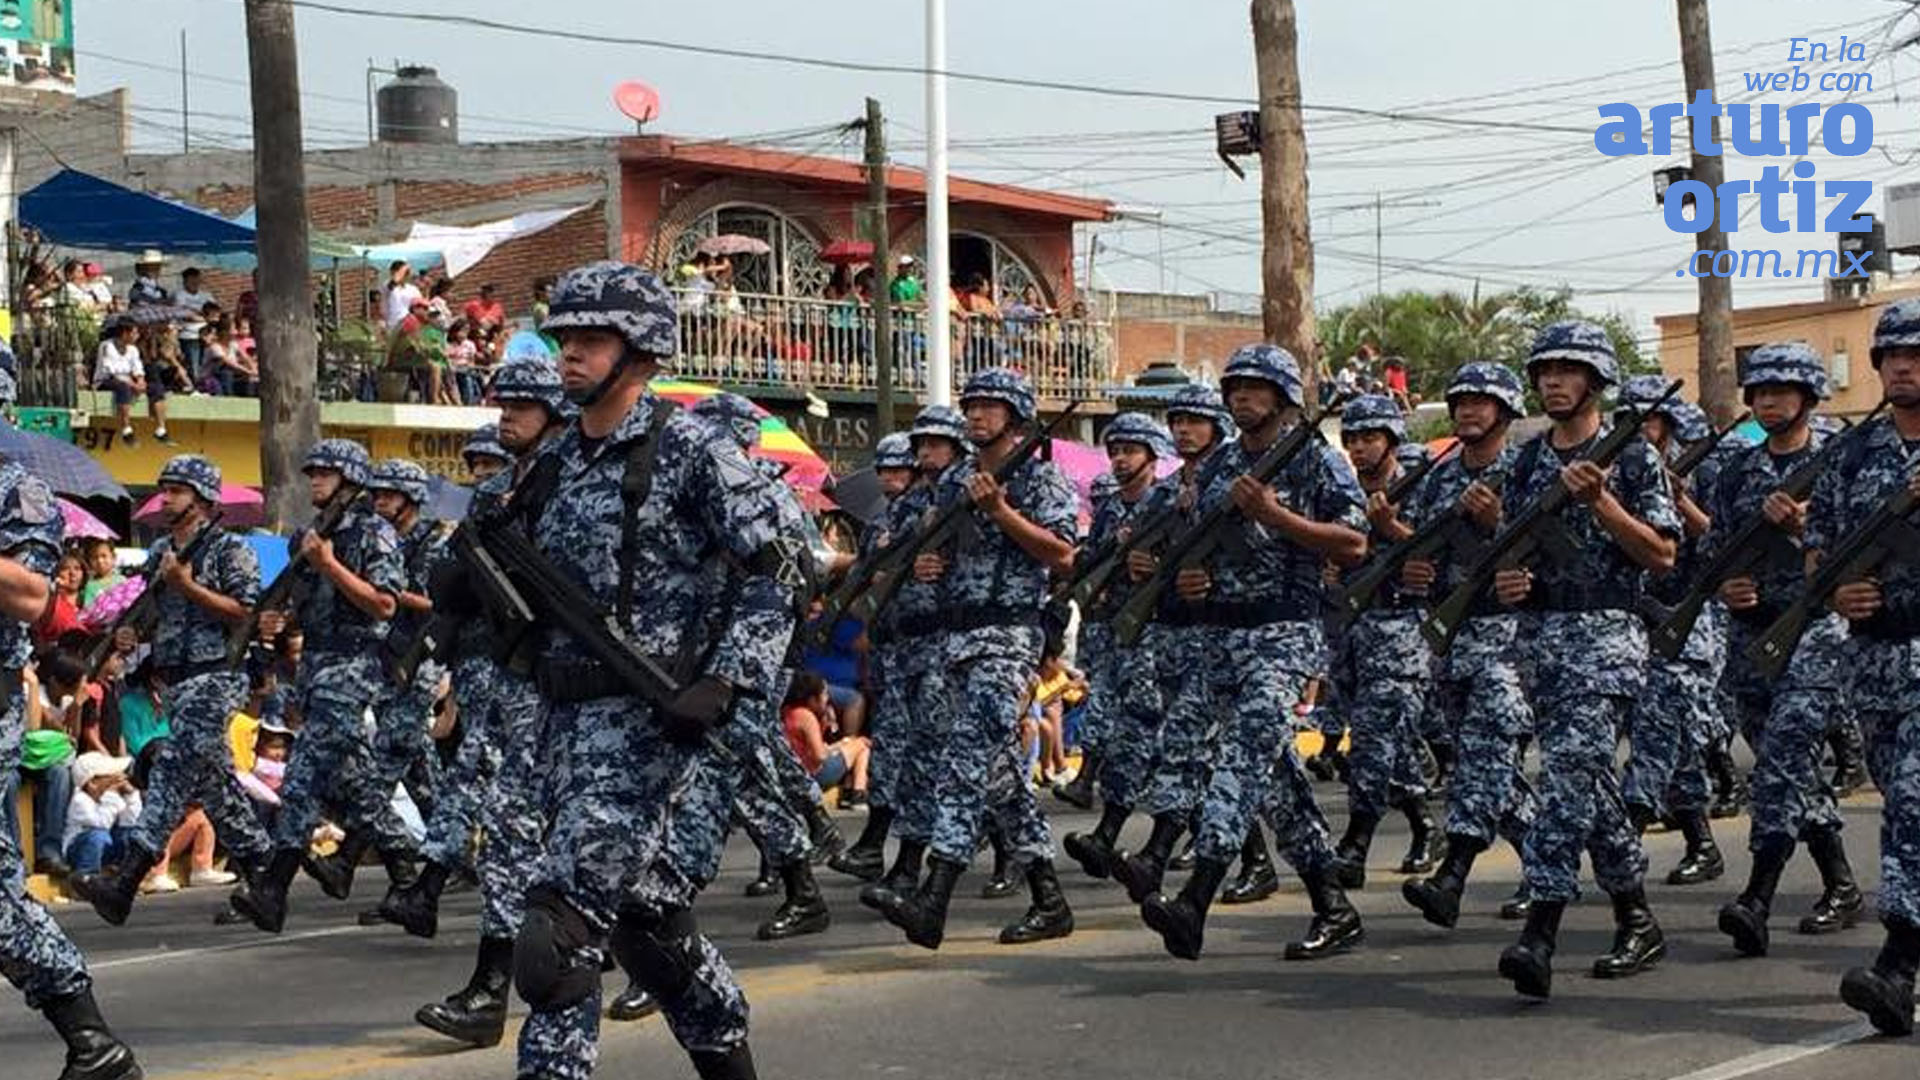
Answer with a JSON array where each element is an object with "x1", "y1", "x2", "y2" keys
[{"x1": 377, "y1": 65, "x2": 457, "y2": 145}]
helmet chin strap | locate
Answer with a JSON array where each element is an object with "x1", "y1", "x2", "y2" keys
[{"x1": 566, "y1": 350, "x2": 637, "y2": 407}]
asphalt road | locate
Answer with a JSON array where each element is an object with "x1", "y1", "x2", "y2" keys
[{"x1": 3, "y1": 792, "x2": 1907, "y2": 1080}]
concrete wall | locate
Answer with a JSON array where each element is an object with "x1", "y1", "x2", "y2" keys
[{"x1": 1103, "y1": 289, "x2": 1265, "y2": 384}]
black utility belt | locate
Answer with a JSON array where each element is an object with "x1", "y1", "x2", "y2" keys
[
  {"x1": 537, "y1": 658, "x2": 660, "y2": 705},
  {"x1": 1161, "y1": 601, "x2": 1311, "y2": 629},
  {"x1": 1852, "y1": 607, "x2": 1920, "y2": 643},
  {"x1": 894, "y1": 605, "x2": 1039, "y2": 639}
]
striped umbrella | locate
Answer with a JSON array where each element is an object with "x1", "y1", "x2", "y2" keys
[{"x1": 651, "y1": 380, "x2": 834, "y2": 509}]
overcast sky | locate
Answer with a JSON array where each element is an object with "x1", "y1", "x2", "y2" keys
[{"x1": 76, "y1": 0, "x2": 1920, "y2": 341}]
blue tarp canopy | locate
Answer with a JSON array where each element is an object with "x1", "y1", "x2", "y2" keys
[{"x1": 20, "y1": 168, "x2": 259, "y2": 254}]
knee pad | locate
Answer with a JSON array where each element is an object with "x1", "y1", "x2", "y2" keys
[
  {"x1": 513, "y1": 886, "x2": 605, "y2": 1010},
  {"x1": 608, "y1": 904, "x2": 700, "y2": 1003}
]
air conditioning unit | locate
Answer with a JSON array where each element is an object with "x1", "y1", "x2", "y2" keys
[{"x1": 1887, "y1": 182, "x2": 1920, "y2": 254}]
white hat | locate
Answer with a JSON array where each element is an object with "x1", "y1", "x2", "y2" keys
[
  {"x1": 72, "y1": 751, "x2": 133, "y2": 786},
  {"x1": 898, "y1": 254, "x2": 916, "y2": 265},
  {"x1": 135, "y1": 249, "x2": 165, "y2": 266}
]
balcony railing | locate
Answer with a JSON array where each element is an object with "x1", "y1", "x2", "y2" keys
[{"x1": 670, "y1": 289, "x2": 1114, "y2": 402}]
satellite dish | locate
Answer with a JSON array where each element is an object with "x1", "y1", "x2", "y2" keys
[{"x1": 614, "y1": 81, "x2": 662, "y2": 130}]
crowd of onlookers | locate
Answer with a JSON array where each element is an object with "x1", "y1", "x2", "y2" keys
[{"x1": 373, "y1": 261, "x2": 548, "y2": 406}]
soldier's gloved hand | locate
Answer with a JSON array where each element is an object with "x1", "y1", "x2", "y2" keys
[{"x1": 661, "y1": 676, "x2": 735, "y2": 744}]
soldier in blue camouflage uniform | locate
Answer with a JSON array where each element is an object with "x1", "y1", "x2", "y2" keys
[
  {"x1": 827, "y1": 431, "x2": 919, "y2": 884},
  {"x1": 1124, "y1": 344, "x2": 1370, "y2": 963},
  {"x1": 1712, "y1": 344, "x2": 1868, "y2": 959},
  {"x1": 72, "y1": 455, "x2": 270, "y2": 927},
  {"x1": 234, "y1": 439, "x2": 412, "y2": 935},
  {"x1": 1488, "y1": 322, "x2": 1680, "y2": 999},
  {"x1": 845, "y1": 407, "x2": 969, "y2": 914},
  {"x1": 0, "y1": 460, "x2": 143, "y2": 1079},
  {"x1": 1400, "y1": 362, "x2": 1540, "y2": 929},
  {"x1": 508, "y1": 262, "x2": 804, "y2": 1080},
  {"x1": 463, "y1": 422, "x2": 511, "y2": 483},
  {"x1": 1326, "y1": 394, "x2": 1440, "y2": 889},
  {"x1": 1613, "y1": 379, "x2": 1729, "y2": 890},
  {"x1": 1812, "y1": 300, "x2": 1920, "y2": 1036},
  {"x1": 878, "y1": 369, "x2": 1079, "y2": 950}
]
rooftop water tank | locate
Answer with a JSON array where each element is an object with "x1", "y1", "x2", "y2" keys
[{"x1": 377, "y1": 65, "x2": 457, "y2": 145}]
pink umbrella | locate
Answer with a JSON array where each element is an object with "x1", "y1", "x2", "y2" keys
[
  {"x1": 134, "y1": 483, "x2": 266, "y2": 529},
  {"x1": 1047, "y1": 438, "x2": 1181, "y2": 521},
  {"x1": 58, "y1": 498, "x2": 118, "y2": 541},
  {"x1": 80, "y1": 575, "x2": 146, "y2": 632}
]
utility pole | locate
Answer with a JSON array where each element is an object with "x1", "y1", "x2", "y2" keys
[
  {"x1": 924, "y1": 0, "x2": 952, "y2": 406},
  {"x1": 1678, "y1": 0, "x2": 1736, "y2": 423},
  {"x1": 180, "y1": 30, "x2": 190, "y2": 152},
  {"x1": 864, "y1": 97, "x2": 896, "y2": 439},
  {"x1": 243, "y1": 0, "x2": 321, "y2": 530},
  {"x1": 1251, "y1": 0, "x2": 1318, "y2": 400}
]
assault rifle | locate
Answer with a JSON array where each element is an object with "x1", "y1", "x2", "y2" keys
[
  {"x1": 87, "y1": 510, "x2": 227, "y2": 676},
  {"x1": 1644, "y1": 403, "x2": 1881, "y2": 659},
  {"x1": 1747, "y1": 445, "x2": 1920, "y2": 679},
  {"x1": 386, "y1": 522, "x2": 539, "y2": 686},
  {"x1": 225, "y1": 487, "x2": 364, "y2": 667},
  {"x1": 1108, "y1": 409, "x2": 1328, "y2": 647},
  {"x1": 1420, "y1": 379, "x2": 1684, "y2": 655},
  {"x1": 832, "y1": 403, "x2": 1083, "y2": 630},
  {"x1": 1319, "y1": 443, "x2": 1463, "y2": 626}
]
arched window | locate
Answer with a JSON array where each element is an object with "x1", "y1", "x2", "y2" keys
[
  {"x1": 951, "y1": 231, "x2": 1044, "y2": 307},
  {"x1": 668, "y1": 204, "x2": 829, "y2": 297}
]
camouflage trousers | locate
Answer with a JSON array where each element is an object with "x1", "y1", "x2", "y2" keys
[
  {"x1": 887, "y1": 646, "x2": 946, "y2": 844},
  {"x1": 0, "y1": 689, "x2": 89, "y2": 1011},
  {"x1": 866, "y1": 645, "x2": 906, "y2": 811},
  {"x1": 1095, "y1": 623, "x2": 1180, "y2": 811},
  {"x1": 1521, "y1": 692, "x2": 1647, "y2": 903},
  {"x1": 369, "y1": 675, "x2": 442, "y2": 822},
  {"x1": 1188, "y1": 623, "x2": 1320, "y2": 865},
  {"x1": 1435, "y1": 616, "x2": 1536, "y2": 848},
  {"x1": 725, "y1": 696, "x2": 813, "y2": 868},
  {"x1": 1076, "y1": 621, "x2": 1119, "y2": 756},
  {"x1": 272, "y1": 652, "x2": 417, "y2": 857},
  {"x1": 985, "y1": 728, "x2": 1055, "y2": 868},
  {"x1": 1621, "y1": 658, "x2": 1719, "y2": 818},
  {"x1": 129, "y1": 670, "x2": 269, "y2": 864},
  {"x1": 927, "y1": 628, "x2": 1053, "y2": 867},
  {"x1": 1258, "y1": 741, "x2": 1337, "y2": 875},
  {"x1": 1846, "y1": 635, "x2": 1920, "y2": 926},
  {"x1": 1333, "y1": 610, "x2": 1432, "y2": 819},
  {"x1": 1726, "y1": 617, "x2": 1848, "y2": 847}
]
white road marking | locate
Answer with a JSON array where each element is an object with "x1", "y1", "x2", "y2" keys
[
  {"x1": 1659, "y1": 1022, "x2": 1874, "y2": 1080},
  {"x1": 90, "y1": 925, "x2": 368, "y2": 970}
]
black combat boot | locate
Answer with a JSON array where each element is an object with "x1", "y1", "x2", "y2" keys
[
  {"x1": 606, "y1": 981, "x2": 660, "y2": 1022},
  {"x1": 805, "y1": 801, "x2": 845, "y2": 866},
  {"x1": 1329, "y1": 811, "x2": 1379, "y2": 889},
  {"x1": 303, "y1": 830, "x2": 370, "y2": 901},
  {"x1": 1428, "y1": 740, "x2": 1456, "y2": 792},
  {"x1": 1625, "y1": 801, "x2": 1659, "y2": 836},
  {"x1": 1284, "y1": 866, "x2": 1364, "y2": 961},
  {"x1": 377, "y1": 859, "x2": 450, "y2": 939},
  {"x1": 1593, "y1": 886, "x2": 1667, "y2": 979},
  {"x1": 757, "y1": 861, "x2": 830, "y2": 940},
  {"x1": 41, "y1": 988, "x2": 141, "y2": 1080},
  {"x1": 979, "y1": 826, "x2": 1018, "y2": 899},
  {"x1": 1220, "y1": 824, "x2": 1280, "y2": 905},
  {"x1": 1719, "y1": 834, "x2": 1792, "y2": 956},
  {"x1": 1112, "y1": 814, "x2": 1184, "y2": 904},
  {"x1": 233, "y1": 847, "x2": 302, "y2": 934},
  {"x1": 885, "y1": 855, "x2": 964, "y2": 950},
  {"x1": 1053, "y1": 750, "x2": 1097, "y2": 810},
  {"x1": 1395, "y1": 795, "x2": 1441, "y2": 874},
  {"x1": 69, "y1": 845, "x2": 161, "y2": 927},
  {"x1": 1499, "y1": 899, "x2": 1566, "y2": 998},
  {"x1": 1707, "y1": 742, "x2": 1747, "y2": 819},
  {"x1": 829, "y1": 806, "x2": 892, "y2": 881},
  {"x1": 416, "y1": 936, "x2": 514, "y2": 1046},
  {"x1": 1402, "y1": 835, "x2": 1485, "y2": 929},
  {"x1": 1498, "y1": 836, "x2": 1531, "y2": 919},
  {"x1": 1828, "y1": 719, "x2": 1867, "y2": 798},
  {"x1": 860, "y1": 838, "x2": 926, "y2": 913},
  {"x1": 691, "y1": 1044, "x2": 759, "y2": 1080},
  {"x1": 1000, "y1": 860, "x2": 1074, "y2": 944},
  {"x1": 358, "y1": 848, "x2": 421, "y2": 926},
  {"x1": 1666, "y1": 810, "x2": 1725, "y2": 886},
  {"x1": 1143, "y1": 856, "x2": 1227, "y2": 960},
  {"x1": 1168, "y1": 833, "x2": 1199, "y2": 873},
  {"x1": 1799, "y1": 828, "x2": 1864, "y2": 935},
  {"x1": 1063, "y1": 802, "x2": 1130, "y2": 881},
  {"x1": 743, "y1": 852, "x2": 779, "y2": 898},
  {"x1": 1841, "y1": 916, "x2": 1920, "y2": 1037}
]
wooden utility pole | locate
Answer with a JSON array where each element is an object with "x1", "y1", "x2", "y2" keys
[
  {"x1": 864, "y1": 98, "x2": 896, "y2": 440},
  {"x1": 1678, "y1": 0, "x2": 1736, "y2": 422},
  {"x1": 243, "y1": 0, "x2": 321, "y2": 530},
  {"x1": 1251, "y1": 0, "x2": 1317, "y2": 401}
]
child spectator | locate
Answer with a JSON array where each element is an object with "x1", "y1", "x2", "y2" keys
[
  {"x1": 236, "y1": 721, "x2": 293, "y2": 828},
  {"x1": 782, "y1": 672, "x2": 870, "y2": 809},
  {"x1": 205, "y1": 315, "x2": 257, "y2": 396},
  {"x1": 78, "y1": 538, "x2": 124, "y2": 610},
  {"x1": 117, "y1": 660, "x2": 169, "y2": 759},
  {"x1": 128, "y1": 738, "x2": 234, "y2": 889},
  {"x1": 62, "y1": 751, "x2": 139, "y2": 876},
  {"x1": 1030, "y1": 644, "x2": 1088, "y2": 790},
  {"x1": 445, "y1": 319, "x2": 481, "y2": 404}
]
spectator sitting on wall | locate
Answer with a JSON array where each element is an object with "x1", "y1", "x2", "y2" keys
[
  {"x1": 93, "y1": 318, "x2": 173, "y2": 446},
  {"x1": 83, "y1": 262, "x2": 116, "y2": 313},
  {"x1": 61, "y1": 751, "x2": 139, "y2": 877},
  {"x1": 462, "y1": 282, "x2": 506, "y2": 332},
  {"x1": 782, "y1": 672, "x2": 870, "y2": 809}
]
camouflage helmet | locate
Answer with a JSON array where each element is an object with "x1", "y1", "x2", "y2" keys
[
  {"x1": 302, "y1": 438, "x2": 371, "y2": 486},
  {"x1": 1740, "y1": 342, "x2": 1830, "y2": 400},
  {"x1": 909, "y1": 404, "x2": 968, "y2": 447},
  {"x1": 689, "y1": 391, "x2": 763, "y2": 451},
  {"x1": 959, "y1": 367, "x2": 1037, "y2": 424},
  {"x1": 462, "y1": 423, "x2": 510, "y2": 465},
  {"x1": 1221, "y1": 344, "x2": 1305, "y2": 408},
  {"x1": 1445, "y1": 361, "x2": 1527, "y2": 418},
  {"x1": 1101, "y1": 411, "x2": 1175, "y2": 460},
  {"x1": 367, "y1": 459, "x2": 432, "y2": 505},
  {"x1": 1619, "y1": 374, "x2": 1687, "y2": 422},
  {"x1": 1395, "y1": 442, "x2": 1433, "y2": 472},
  {"x1": 1163, "y1": 382, "x2": 1235, "y2": 440},
  {"x1": 1871, "y1": 297, "x2": 1920, "y2": 368},
  {"x1": 873, "y1": 432, "x2": 916, "y2": 470},
  {"x1": 1669, "y1": 401, "x2": 1713, "y2": 444},
  {"x1": 490, "y1": 359, "x2": 566, "y2": 413},
  {"x1": 157, "y1": 454, "x2": 222, "y2": 503},
  {"x1": 540, "y1": 260, "x2": 677, "y2": 360},
  {"x1": 1526, "y1": 319, "x2": 1620, "y2": 387},
  {"x1": 1340, "y1": 393, "x2": 1406, "y2": 443}
]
